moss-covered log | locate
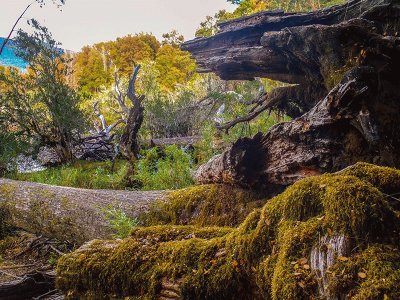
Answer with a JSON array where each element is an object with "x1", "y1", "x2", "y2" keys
[
  {"x1": 141, "y1": 184, "x2": 266, "y2": 228},
  {"x1": 0, "y1": 178, "x2": 167, "y2": 244},
  {"x1": 57, "y1": 163, "x2": 400, "y2": 299},
  {"x1": 0, "y1": 179, "x2": 258, "y2": 245}
]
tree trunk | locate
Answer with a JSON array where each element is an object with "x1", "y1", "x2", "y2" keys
[
  {"x1": 182, "y1": 0, "x2": 400, "y2": 193},
  {"x1": 0, "y1": 270, "x2": 56, "y2": 300},
  {"x1": 0, "y1": 178, "x2": 167, "y2": 245},
  {"x1": 119, "y1": 65, "x2": 145, "y2": 163}
]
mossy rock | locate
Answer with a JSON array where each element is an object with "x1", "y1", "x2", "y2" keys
[
  {"x1": 57, "y1": 163, "x2": 400, "y2": 299},
  {"x1": 141, "y1": 184, "x2": 266, "y2": 227}
]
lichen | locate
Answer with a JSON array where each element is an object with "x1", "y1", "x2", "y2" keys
[
  {"x1": 57, "y1": 163, "x2": 400, "y2": 299},
  {"x1": 140, "y1": 184, "x2": 265, "y2": 227}
]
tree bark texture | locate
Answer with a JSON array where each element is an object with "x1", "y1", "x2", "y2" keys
[
  {"x1": 182, "y1": 0, "x2": 400, "y2": 192},
  {"x1": 0, "y1": 179, "x2": 167, "y2": 245}
]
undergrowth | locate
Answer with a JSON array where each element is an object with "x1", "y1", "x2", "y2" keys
[{"x1": 9, "y1": 160, "x2": 129, "y2": 190}]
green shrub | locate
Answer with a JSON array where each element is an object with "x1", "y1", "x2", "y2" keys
[
  {"x1": 103, "y1": 206, "x2": 138, "y2": 239},
  {"x1": 134, "y1": 145, "x2": 194, "y2": 190}
]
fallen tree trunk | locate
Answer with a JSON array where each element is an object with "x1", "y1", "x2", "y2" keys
[
  {"x1": 0, "y1": 179, "x2": 167, "y2": 245},
  {"x1": 0, "y1": 270, "x2": 56, "y2": 300},
  {"x1": 56, "y1": 163, "x2": 400, "y2": 299},
  {"x1": 182, "y1": 0, "x2": 400, "y2": 192}
]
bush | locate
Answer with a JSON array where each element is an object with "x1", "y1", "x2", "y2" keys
[
  {"x1": 134, "y1": 145, "x2": 194, "y2": 190},
  {"x1": 103, "y1": 205, "x2": 138, "y2": 239},
  {"x1": 10, "y1": 160, "x2": 129, "y2": 190}
]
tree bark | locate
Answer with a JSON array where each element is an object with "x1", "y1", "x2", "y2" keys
[
  {"x1": 182, "y1": 1, "x2": 400, "y2": 193},
  {"x1": 120, "y1": 65, "x2": 145, "y2": 162},
  {"x1": 0, "y1": 179, "x2": 167, "y2": 245},
  {"x1": 0, "y1": 270, "x2": 56, "y2": 300}
]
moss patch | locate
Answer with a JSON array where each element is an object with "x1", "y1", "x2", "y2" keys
[
  {"x1": 141, "y1": 184, "x2": 265, "y2": 227},
  {"x1": 57, "y1": 163, "x2": 400, "y2": 299}
]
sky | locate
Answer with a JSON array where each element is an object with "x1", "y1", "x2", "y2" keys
[{"x1": 1, "y1": 0, "x2": 235, "y2": 51}]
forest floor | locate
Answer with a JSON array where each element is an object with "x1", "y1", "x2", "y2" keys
[{"x1": 0, "y1": 230, "x2": 68, "y2": 299}]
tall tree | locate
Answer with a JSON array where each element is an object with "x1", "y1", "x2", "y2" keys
[{"x1": 155, "y1": 45, "x2": 196, "y2": 92}]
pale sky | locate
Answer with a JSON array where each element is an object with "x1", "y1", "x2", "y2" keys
[{"x1": 1, "y1": 0, "x2": 235, "y2": 51}]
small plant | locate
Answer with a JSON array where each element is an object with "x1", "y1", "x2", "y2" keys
[
  {"x1": 103, "y1": 205, "x2": 138, "y2": 238},
  {"x1": 48, "y1": 253, "x2": 58, "y2": 266}
]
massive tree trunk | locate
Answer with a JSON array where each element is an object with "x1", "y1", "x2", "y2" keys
[
  {"x1": 0, "y1": 178, "x2": 167, "y2": 245},
  {"x1": 182, "y1": 0, "x2": 400, "y2": 192}
]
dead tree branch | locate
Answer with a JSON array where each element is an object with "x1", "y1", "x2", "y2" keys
[{"x1": 0, "y1": 3, "x2": 33, "y2": 56}]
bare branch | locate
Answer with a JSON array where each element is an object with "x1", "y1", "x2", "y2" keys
[
  {"x1": 107, "y1": 119, "x2": 124, "y2": 135},
  {"x1": 93, "y1": 101, "x2": 108, "y2": 133},
  {"x1": 0, "y1": 2, "x2": 33, "y2": 56},
  {"x1": 215, "y1": 86, "x2": 294, "y2": 132},
  {"x1": 215, "y1": 96, "x2": 269, "y2": 132},
  {"x1": 127, "y1": 64, "x2": 142, "y2": 105},
  {"x1": 114, "y1": 68, "x2": 129, "y2": 115}
]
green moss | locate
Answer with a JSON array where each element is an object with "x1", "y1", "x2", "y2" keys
[
  {"x1": 340, "y1": 162, "x2": 400, "y2": 194},
  {"x1": 141, "y1": 184, "x2": 265, "y2": 227},
  {"x1": 57, "y1": 163, "x2": 400, "y2": 299},
  {"x1": 329, "y1": 246, "x2": 400, "y2": 299}
]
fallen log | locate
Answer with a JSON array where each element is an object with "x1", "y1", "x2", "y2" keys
[
  {"x1": 56, "y1": 163, "x2": 400, "y2": 299},
  {"x1": 182, "y1": 0, "x2": 400, "y2": 191},
  {"x1": 0, "y1": 269, "x2": 56, "y2": 300},
  {"x1": 0, "y1": 178, "x2": 167, "y2": 245}
]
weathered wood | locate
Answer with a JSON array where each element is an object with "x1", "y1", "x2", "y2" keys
[
  {"x1": 0, "y1": 178, "x2": 167, "y2": 244},
  {"x1": 0, "y1": 270, "x2": 55, "y2": 300},
  {"x1": 194, "y1": 63, "x2": 400, "y2": 191},
  {"x1": 120, "y1": 65, "x2": 145, "y2": 162},
  {"x1": 182, "y1": 0, "x2": 399, "y2": 83},
  {"x1": 183, "y1": 1, "x2": 400, "y2": 191}
]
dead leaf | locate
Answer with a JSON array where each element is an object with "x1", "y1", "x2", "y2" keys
[
  {"x1": 303, "y1": 264, "x2": 310, "y2": 270},
  {"x1": 298, "y1": 281, "x2": 306, "y2": 288},
  {"x1": 317, "y1": 216, "x2": 325, "y2": 221},
  {"x1": 358, "y1": 272, "x2": 367, "y2": 279},
  {"x1": 298, "y1": 258, "x2": 308, "y2": 265},
  {"x1": 337, "y1": 256, "x2": 349, "y2": 262},
  {"x1": 231, "y1": 260, "x2": 239, "y2": 268}
]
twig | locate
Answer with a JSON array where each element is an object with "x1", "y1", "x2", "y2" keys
[
  {"x1": 0, "y1": 269, "x2": 23, "y2": 280},
  {"x1": 0, "y1": 263, "x2": 37, "y2": 270},
  {"x1": 0, "y1": 2, "x2": 34, "y2": 56},
  {"x1": 33, "y1": 289, "x2": 59, "y2": 300},
  {"x1": 49, "y1": 244, "x2": 65, "y2": 256}
]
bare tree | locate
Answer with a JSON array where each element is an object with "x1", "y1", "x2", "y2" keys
[{"x1": 88, "y1": 65, "x2": 144, "y2": 171}]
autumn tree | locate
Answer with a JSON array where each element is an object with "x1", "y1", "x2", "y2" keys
[
  {"x1": 73, "y1": 34, "x2": 160, "y2": 93},
  {"x1": 155, "y1": 45, "x2": 196, "y2": 92}
]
